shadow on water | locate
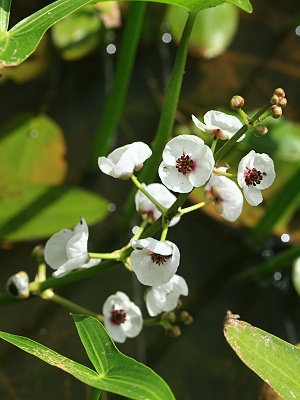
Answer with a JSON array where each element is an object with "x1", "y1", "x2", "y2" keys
[{"x1": 1, "y1": 0, "x2": 300, "y2": 398}]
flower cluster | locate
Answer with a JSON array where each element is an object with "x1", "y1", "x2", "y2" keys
[{"x1": 43, "y1": 102, "x2": 278, "y2": 343}]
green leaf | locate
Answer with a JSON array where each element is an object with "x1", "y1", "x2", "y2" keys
[
  {"x1": 0, "y1": 0, "x2": 11, "y2": 32},
  {"x1": 224, "y1": 312, "x2": 300, "y2": 400},
  {"x1": 0, "y1": 113, "x2": 67, "y2": 186},
  {"x1": 0, "y1": 316, "x2": 175, "y2": 400},
  {"x1": 72, "y1": 314, "x2": 176, "y2": 400},
  {"x1": 0, "y1": 0, "x2": 252, "y2": 67},
  {"x1": 0, "y1": 184, "x2": 109, "y2": 241},
  {"x1": 51, "y1": 5, "x2": 102, "y2": 61},
  {"x1": 165, "y1": 3, "x2": 239, "y2": 59},
  {"x1": 0, "y1": 330, "x2": 103, "y2": 388}
]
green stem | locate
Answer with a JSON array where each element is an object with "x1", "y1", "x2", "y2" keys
[
  {"x1": 211, "y1": 138, "x2": 218, "y2": 154},
  {"x1": 40, "y1": 290, "x2": 103, "y2": 321},
  {"x1": 0, "y1": 0, "x2": 11, "y2": 32},
  {"x1": 89, "y1": 251, "x2": 122, "y2": 260},
  {"x1": 90, "y1": 388, "x2": 101, "y2": 400},
  {"x1": 179, "y1": 198, "x2": 213, "y2": 215},
  {"x1": 213, "y1": 167, "x2": 237, "y2": 179},
  {"x1": 131, "y1": 174, "x2": 168, "y2": 214},
  {"x1": 86, "y1": 2, "x2": 147, "y2": 169},
  {"x1": 214, "y1": 103, "x2": 271, "y2": 162},
  {"x1": 120, "y1": 11, "x2": 198, "y2": 231}
]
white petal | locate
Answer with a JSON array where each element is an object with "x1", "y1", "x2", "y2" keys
[
  {"x1": 66, "y1": 230, "x2": 88, "y2": 260},
  {"x1": 243, "y1": 185, "x2": 263, "y2": 206},
  {"x1": 44, "y1": 229, "x2": 73, "y2": 270},
  {"x1": 189, "y1": 146, "x2": 214, "y2": 187},
  {"x1": 191, "y1": 114, "x2": 207, "y2": 132},
  {"x1": 158, "y1": 162, "x2": 193, "y2": 193},
  {"x1": 104, "y1": 321, "x2": 127, "y2": 343},
  {"x1": 253, "y1": 153, "x2": 276, "y2": 189},
  {"x1": 52, "y1": 256, "x2": 86, "y2": 277},
  {"x1": 130, "y1": 241, "x2": 180, "y2": 286}
]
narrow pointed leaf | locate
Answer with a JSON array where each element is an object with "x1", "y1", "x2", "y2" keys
[
  {"x1": 72, "y1": 314, "x2": 175, "y2": 400},
  {"x1": 0, "y1": 331, "x2": 100, "y2": 387},
  {"x1": 0, "y1": 0, "x2": 252, "y2": 67},
  {"x1": 224, "y1": 312, "x2": 300, "y2": 400}
]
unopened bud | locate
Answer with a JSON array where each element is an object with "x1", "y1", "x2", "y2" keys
[
  {"x1": 176, "y1": 299, "x2": 183, "y2": 309},
  {"x1": 165, "y1": 312, "x2": 176, "y2": 323},
  {"x1": 270, "y1": 94, "x2": 279, "y2": 105},
  {"x1": 31, "y1": 245, "x2": 44, "y2": 263},
  {"x1": 184, "y1": 315, "x2": 194, "y2": 325},
  {"x1": 253, "y1": 125, "x2": 268, "y2": 137},
  {"x1": 6, "y1": 271, "x2": 30, "y2": 299},
  {"x1": 274, "y1": 88, "x2": 285, "y2": 98},
  {"x1": 278, "y1": 97, "x2": 287, "y2": 108},
  {"x1": 166, "y1": 326, "x2": 181, "y2": 338},
  {"x1": 271, "y1": 105, "x2": 282, "y2": 119},
  {"x1": 230, "y1": 95, "x2": 244, "y2": 110}
]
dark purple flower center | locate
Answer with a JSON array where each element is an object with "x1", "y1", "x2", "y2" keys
[
  {"x1": 176, "y1": 154, "x2": 194, "y2": 175},
  {"x1": 244, "y1": 167, "x2": 265, "y2": 187},
  {"x1": 110, "y1": 308, "x2": 126, "y2": 325},
  {"x1": 150, "y1": 253, "x2": 171, "y2": 265}
]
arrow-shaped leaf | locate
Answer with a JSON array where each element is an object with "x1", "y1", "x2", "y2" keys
[
  {"x1": 72, "y1": 314, "x2": 175, "y2": 399},
  {"x1": 0, "y1": 315, "x2": 175, "y2": 400}
]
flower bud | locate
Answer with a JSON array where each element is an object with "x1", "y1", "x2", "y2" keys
[
  {"x1": 165, "y1": 312, "x2": 176, "y2": 323},
  {"x1": 6, "y1": 271, "x2": 30, "y2": 299},
  {"x1": 271, "y1": 105, "x2": 282, "y2": 119},
  {"x1": 270, "y1": 94, "x2": 279, "y2": 105},
  {"x1": 274, "y1": 88, "x2": 285, "y2": 98},
  {"x1": 278, "y1": 97, "x2": 287, "y2": 108},
  {"x1": 31, "y1": 245, "x2": 44, "y2": 263},
  {"x1": 230, "y1": 95, "x2": 245, "y2": 110},
  {"x1": 165, "y1": 325, "x2": 181, "y2": 338},
  {"x1": 253, "y1": 125, "x2": 268, "y2": 137}
]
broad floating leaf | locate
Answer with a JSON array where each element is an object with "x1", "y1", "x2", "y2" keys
[
  {"x1": 0, "y1": 0, "x2": 252, "y2": 67},
  {"x1": 0, "y1": 113, "x2": 67, "y2": 186},
  {"x1": 0, "y1": 184, "x2": 110, "y2": 241},
  {"x1": 224, "y1": 311, "x2": 300, "y2": 400},
  {"x1": 165, "y1": 3, "x2": 239, "y2": 59},
  {"x1": 51, "y1": 5, "x2": 102, "y2": 61},
  {"x1": 0, "y1": 315, "x2": 175, "y2": 400}
]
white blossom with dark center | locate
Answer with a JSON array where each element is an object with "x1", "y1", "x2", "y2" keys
[
  {"x1": 103, "y1": 291, "x2": 143, "y2": 343},
  {"x1": 237, "y1": 150, "x2": 275, "y2": 206},
  {"x1": 158, "y1": 135, "x2": 214, "y2": 193}
]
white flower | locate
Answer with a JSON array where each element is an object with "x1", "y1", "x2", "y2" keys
[
  {"x1": 103, "y1": 291, "x2": 143, "y2": 343},
  {"x1": 44, "y1": 218, "x2": 101, "y2": 278},
  {"x1": 135, "y1": 183, "x2": 180, "y2": 226},
  {"x1": 130, "y1": 237, "x2": 180, "y2": 286},
  {"x1": 204, "y1": 169, "x2": 243, "y2": 222},
  {"x1": 237, "y1": 150, "x2": 275, "y2": 206},
  {"x1": 98, "y1": 141, "x2": 152, "y2": 179},
  {"x1": 192, "y1": 110, "x2": 244, "y2": 141},
  {"x1": 158, "y1": 135, "x2": 214, "y2": 193},
  {"x1": 145, "y1": 274, "x2": 188, "y2": 317}
]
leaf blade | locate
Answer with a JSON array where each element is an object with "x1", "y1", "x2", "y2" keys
[
  {"x1": 73, "y1": 314, "x2": 176, "y2": 400},
  {"x1": 224, "y1": 312, "x2": 300, "y2": 399}
]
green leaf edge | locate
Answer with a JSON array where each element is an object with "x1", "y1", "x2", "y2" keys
[{"x1": 224, "y1": 313, "x2": 300, "y2": 400}]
